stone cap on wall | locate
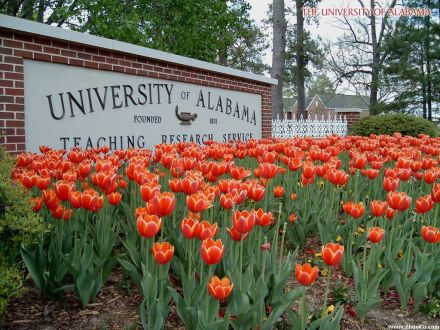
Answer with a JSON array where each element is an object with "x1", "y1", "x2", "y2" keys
[{"x1": 0, "y1": 14, "x2": 277, "y2": 86}]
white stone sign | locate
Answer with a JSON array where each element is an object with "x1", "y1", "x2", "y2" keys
[{"x1": 24, "y1": 60, "x2": 262, "y2": 152}]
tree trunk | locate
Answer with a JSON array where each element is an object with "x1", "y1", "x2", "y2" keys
[
  {"x1": 296, "y1": 0, "x2": 305, "y2": 119},
  {"x1": 369, "y1": 0, "x2": 379, "y2": 115},
  {"x1": 425, "y1": 0, "x2": 432, "y2": 121},
  {"x1": 271, "y1": 0, "x2": 286, "y2": 120},
  {"x1": 421, "y1": 59, "x2": 427, "y2": 119}
]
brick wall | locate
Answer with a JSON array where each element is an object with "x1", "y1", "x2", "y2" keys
[
  {"x1": 342, "y1": 112, "x2": 361, "y2": 130},
  {"x1": 0, "y1": 29, "x2": 272, "y2": 154}
]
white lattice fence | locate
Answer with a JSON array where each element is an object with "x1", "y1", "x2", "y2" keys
[{"x1": 272, "y1": 115, "x2": 348, "y2": 138}]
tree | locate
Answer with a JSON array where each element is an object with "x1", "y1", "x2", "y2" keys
[
  {"x1": 271, "y1": 0, "x2": 287, "y2": 119},
  {"x1": 307, "y1": 74, "x2": 334, "y2": 96},
  {"x1": 0, "y1": 0, "x2": 267, "y2": 73},
  {"x1": 382, "y1": 0, "x2": 440, "y2": 118},
  {"x1": 328, "y1": 0, "x2": 398, "y2": 115}
]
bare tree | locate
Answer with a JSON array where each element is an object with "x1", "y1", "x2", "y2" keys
[
  {"x1": 296, "y1": 0, "x2": 306, "y2": 119},
  {"x1": 271, "y1": 0, "x2": 287, "y2": 119},
  {"x1": 328, "y1": 0, "x2": 398, "y2": 115}
]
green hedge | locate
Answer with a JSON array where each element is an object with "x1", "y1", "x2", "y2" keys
[
  {"x1": 350, "y1": 114, "x2": 438, "y2": 137},
  {"x1": 0, "y1": 148, "x2": 43, "y2": 315}
]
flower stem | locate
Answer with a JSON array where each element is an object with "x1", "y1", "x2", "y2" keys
[{"x1": 322, "y1": 267, "x2": 332, "y2": 317}]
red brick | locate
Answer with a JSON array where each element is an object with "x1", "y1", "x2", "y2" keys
[
  {"x1": 7, "y1": 135, "x2": 25, "y2": 143},
  {"x1": 14, "y1": 81, "x2": 23, "y2": 88},
  {"x1": 3, "y1": 144, "x2": 16, "y2": 152},
  {"x1": 52, "y1": 55, "x2": 68, "y2": 64},
  {"x1": 5, "y1": 88, "x2": 24, "y2": 96},
  {"x1": 84, "y1": 61, "x2": 99, "y2": 69},
  {"x1": 16, "y1": 97, "x2": 24, "y2": 104},
  {"x1": 24, "y1": 43, "x2": 42, "y2": 52},
  {"x1": 113, "y1": 65, "x2": 124, "y2": 73},
  {"x1": 44, "y1": 46, "x2": 61, "y2": 54},
  {"x1": 99, "y1": 50, "x2": 112, "y2": 57},
  {"x1": 52, "y1": 41, "x2": 68, "y2": 49},
  {"x1": 0, "y1": 137, "x2": 4, "y2": 144},
  {"x1": 61, "y1": 49, "x2": 76, "y2": 57},
  {"x1": 0, "y1": 31, "x2": 14, "y2": 38},
  {"x1": 119, "y1": 59, "x2": 131, "y2": 67},
  {"x1": 14, "y1": 34, "x2": 33, "y2": 42},
  {"x1": 131, "y1": 62, "x2": 142, "y2": 69},
  {"x1": 78, "y1": 53, "x2": 92, "y2": 60},
  {"x1": 15, "y1": 112, "x2": 24, "y2": 120},
  {"x1": 14, "y1": 65, "x2": 23, "y2": 73},
  {"x1": 69, "y1": 58, "x2": 84, "y2": 66},
  {"x1": 6, "y1": 120, "x2": 24, "y2": 128},
  {"x1": 0, "y1": 47, "x2": 12, "y2": 55},
  {"x1": 4, "y1": 39, "x2": 23, "y2": 48},
  {"x1": 69, "y1": 45, "x2": 84, "y2": 52},
  {"x1": 0, "y1": 112, "x2": 14, "y2": 119},
  {"x1": 125, "y1": 68, "x2": 136, "y2": 75},
  {"x1": 16, "y1": 129, "x2": 25, "y2": 135},
  {"x1": 13, "y1": 49, "x2": 33, "y2": 58},
  {"x1": 98, "y1": 63, "x2": 112, "y2": 70},
  {"x1": 0, "y1": 64, "x2": 14, "y2": 71},
  {"x1": 105, "y1": 57, "x2": 119, "y2": 64},
  {"x1": 34, "y1": 53, "x2": 51, "y2": 61},
  {"x1": 17, "y1": 143, "x2": 26, "y2": 151},
  {"x1": 92, "y1": 55, "x2": 105, "y2": 62},
  {"x1": 4, "y1": 56, "x2": 23, "y2": 64},
  {"x1": 0, "y1": 96, "x2": 14, "y2": 102},
  {"x1": 33, "y1": 37, "x2": 52, "y2": 46},
  {"x1": 0, "y1": 80, "x2": 13, "y2": 87},
  {"x1": 5, "y1": 72, "x2": 23, "y2": 80}
]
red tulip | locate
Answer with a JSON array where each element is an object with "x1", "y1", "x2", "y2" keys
[
  {"x1": 180, "y1": 217, "x2": 201, "y2": 239},
  {"x1": 232, "y1": 209, "x2": 256, "y2": 234},
  {"x1": 273, "y1": 185, "x2": 285, "y2": 197},
  {"x1": 198, "y1": 221, "x2": 218, "y2": 240},
  {"x1": 187, "y1": 192, "x2": 212, "y2": 213},
  {"x1": 140, "y1": 183, "x2": 160, "y2": 202},
  {"x1": 386, "y1": 191, "x2": 412, "y2": 211},
  {"x1": 149, "y1": 192, "x2": 176, "y2": 217},
  {"x1": 432, "y1": 183, "x2": 440, "y2": 203},
  {"x1": 152, "y1": 242, "x2": 174, "y2": 264},
  {"x1": 107, "y1": 192, "x2": 122, "y2": 205},
  {"x1": 255, "y1": 208, "x2": 273, "y2": 227},
  {"x1": 226, "y1": 226, "x2": 249, "y2": 241},
  {"x1": 383, "y1": 177, "x2": 400, "y2": 192},
  {"x1": 421, "y1": 226, "x2": 440, "y2": 243},
  {"x1": 368, "y1": 227, "x2": 385, "y2": 243},
  {"x1": 201, "y1": 238, "x2": 224, "y2": 265},
  {"x1": 295, "y1": 263, "x2": 319, "y2": 286},
  {"x1": 370, "y1": 200, "x2": 387, "y2": 217},
  {"x1": 415, "y1": 195, "x2": 433, "y2": 214},
  {"x1": 322, "y1": 243, "x2": 344, "y2": 267},
  {"x1": 207, "y1": 276, "x2": 233, "y2": 300},
  {"x1": 137, "y1": 213, "x2": 162, "y2": 238},
  {"x1": 54, "y1": 180, "x2": 75, "y2": 201}
]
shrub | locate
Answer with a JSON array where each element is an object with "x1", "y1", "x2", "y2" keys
[
  {"x1": 0, "y1": 147, "x2": 43, "y2": 314},
  {"x1": 350, "y1": 113, "x2": 438, "y2": 137}
]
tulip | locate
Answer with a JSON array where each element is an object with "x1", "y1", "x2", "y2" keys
[
  {"x1": 30, "y1": 197, "x2": 43, "y2": 212},
  {"x1": 42, "y1": 189, "x2": 60, "y2": 210},
  {"x1": 421, "y1": 226, "x2": 440, "y2": 244},
  {"x1": 255, "y1": 208, "x2": 273, "y2": 227},
  {"x1": 273, "y1": 185, "x2": 285, "y2": 197},
  {"x1": 168, "y1": 178, "x2": 182, "y2": 193},
  {"x1": 198, "y1": 221, "x2": 218, "y2": 240},
  {"x1": 180, "y1": 177, "x2": 202, "y2": 195},
  {"x1": 180, "y1": 217, "x2": 201, "y2": 239},
  {"x1": 140, "y1": 183, "x2": 161, "y2": 202},
  {"x1": 107, "y1": 192, "x2": 122, "y2": 205},
  {"x1": 350, "y1": 202, "x2": 365, "y2": 219},
  {"x1": 36, "y1": 176, "x2": 50, "y2": 190},
  {"x1": 207, "y1": 276, "x2": 233, "y2": 300},
  {"x1": 322, "y1": 243, "x2": 344, "y2": 267},
  {"x1": 81, "y1": 189, "x2": 104, "y2": 212},
  {"x1": 326, "y1": 168, "x2": 349, "y2": 186},
  {"x1": 386, "y1": 191, "x2": 412, "y2": 211},
  {"x1": 415, "y1": 195, "x2": 434, "y2": 214},
  {"x1": 302, "y1": 162, "x2": 315, "y2": 179},
  {"x1": 383, "y1": 177, "x2": 400, "y2": 192},
  {"x1": 247, "y1": 184, "x2": 265, "y2": 202},
  {"x1": 187, "y1": 192, "x2": 212, "y2": 213},
  {"x1": 386, "y1": 207, "x2": 396, "y2": 220},
  {"x1": 258, "y1": 162, "x2": 278, "y2": 179},
  {"x1": 54, "y1": 180, "x2": 75, "y2": 201},
  {"x1": 137, "y1": 213, "x2": 162, "y2": 238},
  {"x1": 342, "y1": 201, "x2": 352, "y2": 215},
  {"x1": 368, "y1": 227, "x2": 385, "y2": 243},
  {"x1": 431, "y1": 183, "x2": 440, "y2": 203},
  {"x1": 201, "y1": 238, "x2": 225, "y2": 265},
  {"x1": 226, "y1": 226, "x2": 249, "y2": 241},
  {"x1": 370, "y1": 200, "x2": 387, "y2": 217},
  {"x1": 152, "y1": 242, "x2": 174, "y2": 264},
  {"x1": 424, "y1": 170, "x2": 437, "y2": 184},
  {"x1": 69, "y1": 190, "x2": 82, "y2": 209},
  {"x1": 295, "y1": 263, "x2": 319, "y2": 286},
  {"x1": 232, "y1": 209, "x2": 256, "y2": 234},
  {"x1": 149, "y1": 192, "x2": 176, "y2": 217}
]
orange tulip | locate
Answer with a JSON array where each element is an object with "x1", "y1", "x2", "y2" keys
[
  {"x1": 168, "y1": 178, "x2": 182, "y2": 193},
  {"x1": 326, "y1": 168, "x2": 349, "y2": 186},
  {"x1": 431, "y1": 183, "x2": 440, "y2": 203},
  {"x1": 424, "y1": 170, "x2": 437, "y2": 184},
  {"x1": 42, "y1": 189, "x2": 60, "y2": 210},
  {"x1": 81, "y1": 189, "x2": 104, "y2": 212},
  {"x1": 247, "y1": 184, "x2": 265, "y2": 202},
  {"x1": 54, "y1": 180, "x2": 75, "y2": 201},
  {"x1": 187, "y1": 192, "x2": 212, "y2": 213},
  {"x1": 368, "y1": 227, "x2": 385, "y2": 243},
  {"x1": 36, "y1": 176, "x2": 51, "y2": 190},
  {"x1": 302, "y1": 162, "x2": 315, "y2": 179},
  {"x1": 289, "y1": 213, "x2": 297, "y2": 223},
  {"x1": 232, "y1": 209, "x2": 256, "y2": 234},
  {"x1": 342, "y1": 201, "x2": 352, "y2": 215},
  {"x1": 421, "y1": 226, "x2": 440, "y2": 244},
  {"x1": 137, "y1": 213, "x2": 162, "y2": 238},
  {"x1": 370, "y1": 200, "x2": 387, "y2": 217},
  {"x1": 383, "y1": 177, "x2": 400, "y2": 192},
  {"x1": 149, "y1": 192, "x2": 176, "y2": 217},
  {"x1": 273, "y1": 185, "x2": 285, "y2": 197},
  {"x1": 107, "y1": 192, "x2": 122, "y2": 205},
  {"x1": 295, "y1": 263, "x2": 319, "y2": 286},
  {"x1": 258, "y1": 162, "x2": 278, "y2": 179},
  {"x1": 415, "y1": 194, "x2": 434, "y2": 214},
  {"x1": 226, "y1": 226, "x2": 249, "y2": 241},
  {"x1": 207, "y1": 276, "x2": 233, "y2": 300},
  {"x1": 140, "y1": 183, "x2": 161, "y2": 202},
  {"x1": 198, "y1": 221, "x2": 218, "y2": 240},
  {"x1": 69, "y1": 190, "x2": 82, "y2": 209},
  {"x1": 30, "y1": 197, "x2": 43, "y2": 212},
  {"x1": 322, "y1": 243, "x2": 344, "y2": 267},
  {"x1": 386, "y1": 207, "x2": 397, "y2": 220},
  {"x1": 152, "y1": 242, "x2": 174, "y2": 264},
  {"x1": 180, "y1": 217, "x2": 201, "y2": 239},
  {"x1": 201, "y1": 238, "x2": 225, "y2": 265},
  {"x1": 180, "y1": 177, "x2": 202, "y2": 195},
  {"x1": 350, "y1": 202, "x2": 365, "y2": 219},
  {"x1": 255, "y1": 208, "x2": 273, "y2": 227},
  {"x1": 386, "y1": 191, "x2": 412, "y2": 211}
]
